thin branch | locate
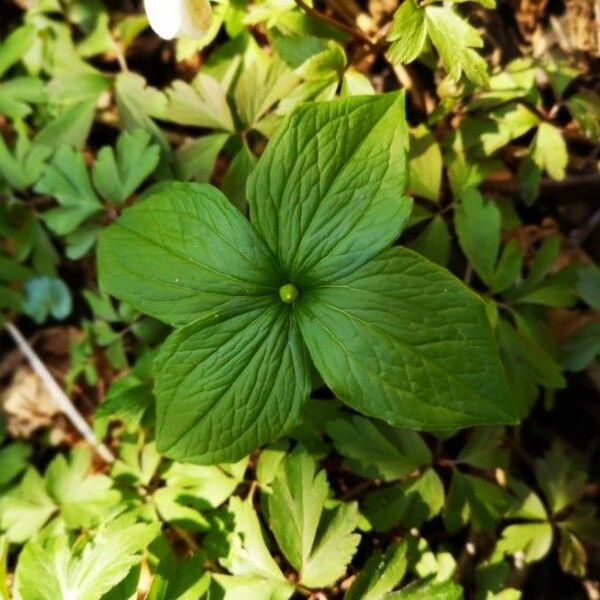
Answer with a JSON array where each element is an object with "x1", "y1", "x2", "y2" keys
[
  {"x1": 293, "y1": 0, "x2": 377, "y2": 50},
  {"x1": 3, "y1": 322, "x2": 115, "y2": 464}
]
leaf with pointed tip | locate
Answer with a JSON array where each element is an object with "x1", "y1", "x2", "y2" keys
[
  {"x1": 267, "y1": 450, "x2": 360, "y2": 588},
  {"x1": 92, "y1": 130, "x2": 160, "y2": 204},
  {"x1": 154, "y1": 304, "x2": 310, "y2": 464},
  {"x1": 247, "y1": 93, "x2": 412, "y2": 286},
  {"x1": 297, "y1": 247, "x2": 516, "y2": 430},
  {"x1": 98, "y1": 182, "x2": 281, "y2": 327}
]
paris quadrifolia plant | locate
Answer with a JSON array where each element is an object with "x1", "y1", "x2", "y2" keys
[{"x1": 98, "y1": 93, "x2": 517, "y2": 464}]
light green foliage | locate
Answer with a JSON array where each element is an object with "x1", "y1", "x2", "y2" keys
[
  {"x1": 266, "y1": 450, "x2": 360, "y2": 587},
  {"x1": 0, "y1": 448, "x2": 121, "y2": 543},
  {"x1": 35, "y1": 129, "x2": 159, "y2": 259},
  {"x1": 221, "y1": 496, "x2": 294, "y2": 598},
  {"x1": 531, "y1": 123, "x2": 567, "y2": 181},
  {"x1": 36, "y1": 146, "x2": 103, "y2": 235},
  {"x1": 14, "y1": 516, "x2": 159, "y2": 600},
  {"x1": 0, "y1": 129, "x2": 51, "y2": 191},
  {"x1": 387, "y1": 0, "x2": 490, "y2": 84}
]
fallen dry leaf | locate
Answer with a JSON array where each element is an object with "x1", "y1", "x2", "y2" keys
[{"x1": 1, "y1": 366, "x2": 61, "y2": 439}]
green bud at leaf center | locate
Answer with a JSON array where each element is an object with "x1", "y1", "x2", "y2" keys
[{"x1": 279, "y1": 283, "x2": 299, "y2": 304}]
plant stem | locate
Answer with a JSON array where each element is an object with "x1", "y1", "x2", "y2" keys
[
  {"x1": 3, "y1": 321, "x2": 115, "y2": 463},
  {"x1": 293, "y1": 0, "x2": 377, "y2": 50}
]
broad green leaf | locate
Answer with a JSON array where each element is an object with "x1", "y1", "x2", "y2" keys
[
  {"x1": 267, "y1": 450, "x2": 360, "y2": 587},
  {"x1": 36, "y1": 146, "x2": 103, "y2": 236},
  {"x1": 297, "y1": 247, "x2": 516, "y2": 430},
  {"x1": 14, "y1": 517, "x2": 159, "y2": 600},
  {"x1": 92, "y1": 130, "x2": 160, "y2": 204},
  {"x1": 154, "y1": 304, "x2": 310, "y2": 464},
  {"x1": 327, "y1": 415, "x2": 431, "y2": 481},
  {"x1": 98, "y1": 182, "x2": 281, "y2": 327},
  {"x1": 454, "y1": 188, "x2": 501, "y2": 285},
  {"x1": 344, "y1": 541, "x2": 407, "y2": 600},
  {"x1": 247, "y1": 93, "x2": 412, "y2": 285}
]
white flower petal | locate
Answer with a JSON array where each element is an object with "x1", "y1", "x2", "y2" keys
[
  {"x1": 144, "y1": 0, "x2": 213, "y2": 40},
  {"x1": 144, "y1": 0, "x2": 184, "y2": 40},
  {"x1": 180, "y1": 0, "x2": 213, "y2": 39}
]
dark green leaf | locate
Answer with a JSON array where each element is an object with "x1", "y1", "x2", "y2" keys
[
  {"x1": 297, "y1": 247, "x2": 516, "y2": 430},
  {"x1": 154, "y1": 304, "x2": 310, "y2": 464},
  {"x1": 98, "y1": 182, "x2": 281, "y2": 327},
  {"x1": 327, "y1": 415, "x2": 431, "y2": 481},
  {"x1": 247, "y1": 93, "x2": 412, "y2": 285}
]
